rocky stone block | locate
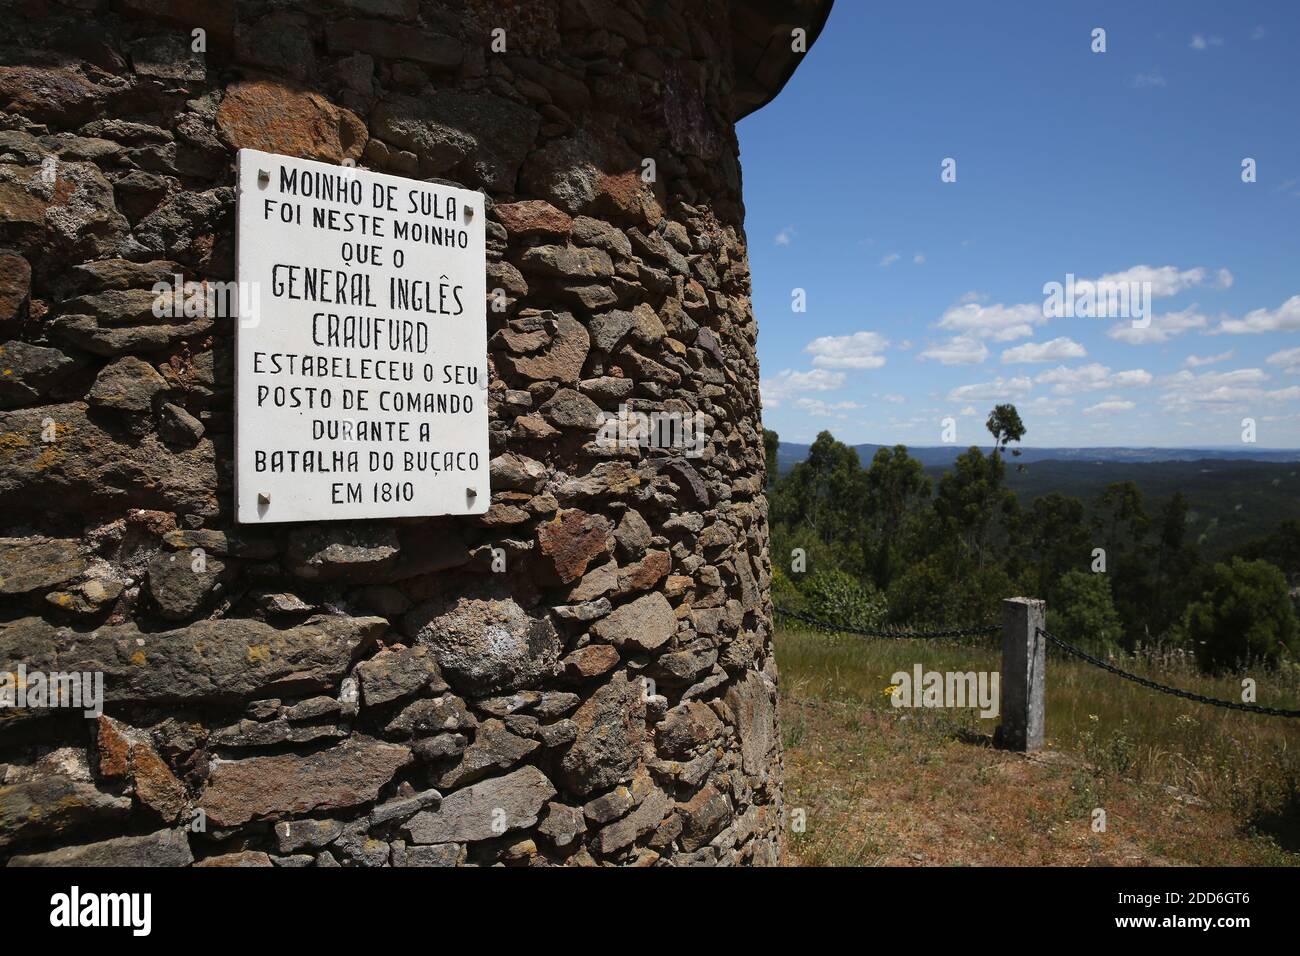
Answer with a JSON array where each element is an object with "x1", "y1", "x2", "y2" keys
[
  {"x1": 405, "y1": 587, "x2": 561, "y2": 695},
  {"x1": 0, "y1": 537, "x2": 85, "y2": 594},
  {"x1": 558, "y1": 670, "x2": 645, "y2": 796},
  {"x1": 356, "y1": 645, "x2": 448, "y2": 707},
  {"x1": 403, "y1": 765, "x2": 554, "y2": 844},
  {"x1": 216, "y1": 80, "x2": 367, "y2": 164},
  {"x1": 0, "y1": 614, "x2": 386, "y2": 713},
  {"x1": 7, "y1": 828, "x2": 193, "y2": 867},
  {"x1": 199, "y1": 737, "x2": 411, "y2": 827},
  {"x1": 0, "y1": 775, "x2": 132, "y2": 851},
  {"x1": 590, "y1": 592, "x2": 676, "y2": 652}
]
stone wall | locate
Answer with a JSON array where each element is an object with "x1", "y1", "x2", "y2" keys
[{"x1": 0, "y1": 0, "x2": 790, "y2": 866}]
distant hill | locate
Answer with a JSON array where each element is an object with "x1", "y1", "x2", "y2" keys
[
  {"x1": 1000, "y1": 459, "x2": 1300, "y2": 557},
  {"x1": 774, "y1": 443, "x2": 1300, "y2": 559},
  {"x1": 776, "y1": 442, "x2": 1300, "y2": 472}
]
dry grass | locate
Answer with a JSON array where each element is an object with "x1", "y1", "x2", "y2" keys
[{"x1": 776, "y1": 627, "x2": 1300, "y2": 867}]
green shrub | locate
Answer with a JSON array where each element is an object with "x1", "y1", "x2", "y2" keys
[
  {"x1": 885, "y1": 554, "x2": 949, "y2": 624},
  {"x1": 886, "y1": 553, "x2": 1012, "y2": 627},
  {"x1": 770, "y1": 522, "x2": 852, "y2": 582},
  {"x1": 771, "y1": 565, "x2": 804, "y2": 612},
  {"x1": 1183, "y1": 557, "x2": 1299, "y2": 671},
  {"x1": 801, "y1": 568, "x2": 888, "y2": 630},
  {"x1": 1047, "y1": 569, "x2": 1124, "y2": 655}
]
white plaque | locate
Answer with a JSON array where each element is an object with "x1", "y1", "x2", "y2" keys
[{"x1": 234, "y1": 148, "x2": 489, "y2": 523}]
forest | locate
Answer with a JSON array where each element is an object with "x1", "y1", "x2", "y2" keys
[{"x1": 766, "y1": 405, "x2": 1300, "y2": 674}]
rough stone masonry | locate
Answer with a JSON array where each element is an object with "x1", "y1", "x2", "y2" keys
[{"x1": 0, "y1": 0, "x2": 830, "y2": 866}]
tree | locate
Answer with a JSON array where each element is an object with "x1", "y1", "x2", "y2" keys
[
  {"x1": 1095, "y1": 481, "x2": 1154, "y2": 647},
  {"x1": 933, "y1": 447, "x2": 1017, "y2": 569},
  {"x1": 1237, "y1": 518, "x2": 1300, "y2": 582},
  {"x1": 986, "y1": 403, "x2": 1026, "y2": 459},
  {"x1": 885, "y1": 552, "x2": 950, "y2": 624},
  {"x1": 1151, "y1": 492, "x2": 1201, "y2": 636},
  {"x1": 1182, "y1": 558, "x2": 1298, "y2": 671},
  {"x1": 763, "y1": 428, "x2": 780, "y2": 488},
  {"x1": 1096, "y1": 481, "x2": 1150, "y2": 546},
  {"x1": 864, "y1": 444, "x2": 930, "y2": 588},
  {"x1": 1047, "y1": 570, "x2": 1124, "y2": 654},
  {"x1": 1019, "y1": 492, "x2": 1090, "y2": 602},
  {"x1": 769, "y1": 431, "x2": 872, "y2": 578},
  {"x1": 770, "y1": 520, "x2": 848, "y2": 586},
  {"x1": 887, "y1": 551, "x2": 1015, "y2": 626}
]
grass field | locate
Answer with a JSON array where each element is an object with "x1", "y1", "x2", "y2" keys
[{"x1": 776, "y1": 627, "x2": 1300, "y2": 866}]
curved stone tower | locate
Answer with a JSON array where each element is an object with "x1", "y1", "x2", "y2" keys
[{"x1": 0, "y1": 0, "x2": 829, "y2": 866}]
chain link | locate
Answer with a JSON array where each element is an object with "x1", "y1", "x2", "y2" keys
[
  {"x1": 775, "y1": 607, "x2": 1300, "y2": 718},
  {"x1": 1037, "y1": 626, "x2": 1300, "y2": 718},
  {"x1": 774, "y1": 606, "x2": 1000, "y2": 641},
  {"x1": 780, "y1": 606, "x2": 1300, "y2": 717}
]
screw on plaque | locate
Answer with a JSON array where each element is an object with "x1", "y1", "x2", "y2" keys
[
  {"x1": 463, "y1": 205, "x2": 474, "y2": 222},
  {"x1": 466, "y1": 487, "x2": 477, "y2": 497},
  {"x1": 258, "y1": 492, "x2": 271, "y2": 505},
  {"x1": 257, "y1": 169, "x2": 270, "y2": 187}
]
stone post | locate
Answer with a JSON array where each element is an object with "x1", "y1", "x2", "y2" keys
[{"x1": 998, "y1": 597, "x2": 1045, "y2": 752}]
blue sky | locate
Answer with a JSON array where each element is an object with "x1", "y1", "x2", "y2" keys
[{"x1": 741, "y1": 0, "x2": 1300, "y2": 449}]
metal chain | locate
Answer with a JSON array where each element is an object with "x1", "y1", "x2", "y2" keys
[
  {"x1": 1037, "y1": 627, "x2": 1300, "y2": 718},
  {"x1": 776, "y1": 606, "x2": 1300, "y2": 717},
  {"x1": 774, "y1": 606, "x2": 1000, "y2": 641}
]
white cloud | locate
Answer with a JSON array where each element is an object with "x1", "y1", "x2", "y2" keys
[
  {"x1": 1080, "y1": 265, "x2": 1216, "y2": 299},
  {"x1": 1184, "y1": 350, "x2": 1234, "y2": 368},
  {"x1": 1112, "y1": 370, "x2": 1154, "y2": 387},
  {"x1": 1035, "y1": 363, "x2": 1153, "y2": 395},
  {"x1": 1001, "y1": 337, "x2": 1087, "y2": 364},
  {"x1": 937, "y1": 301, "x2": 1043, "y2": 341},
  {"x1": 877, "y1": 393, "x2": 906, "y2": 404},
  {"x1": 1267, "y1": 386, "x2": 1300, "y2": 402},
  {"x1": 1267, "y1": 347, "x2": 1300, "y2": 374},
  {"x1": 804, "y1": 331, "x2": 889, "y2": 370},
  {"x1": 1215, "y1": 295, "x2": 1300, "y2": 334},
  {"x1": 774, "y1": 226, "x2": 794, "y2": 246},
  {"x1": 1158, "y1": 368, "x2": 1272, "y2": 410},
  {"x1": 959, "y1": 405, "x2": 978, "y2": 416},
  {"x1": 795, "y1": 397, "x2": 862, "y2": 418},
  {"x1": 947, "y1": 376, "x2": 1033, "y2": 402},
  {"x1": 1083, "y1": 400, "x2": 1135, "y2": 415},
  {"x1": 760, "y1": 368, "x2": 845, "y2": 408},
  {"x1": 1252, "y1": 26, "x2": 1267, "y2": 40},
  {"x1": 1177, "y1": 368, "x2": 1268, "y2": 386},
  {"x1": 1133, "y1": 71, "x2": 1167, "y2": 88},
  {"x1": 1022, "y1": 396, "x2": 1075, "y2": 416},
  {"x1": 879, "y1": 253, "x2": 900, "y2": 267},
  {"x1": 1190, "y1": 34, "x2": 1223, "y2": 50},
  {"x1": 919, "y1": 336, "x2": 990, "y2": 366},
  {"x1": 913, "y1": 253, "x2": 926, "y2": 265},
  {"x1": 1107, "y1": 307, "x2": 1209, "y2": 344}
]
